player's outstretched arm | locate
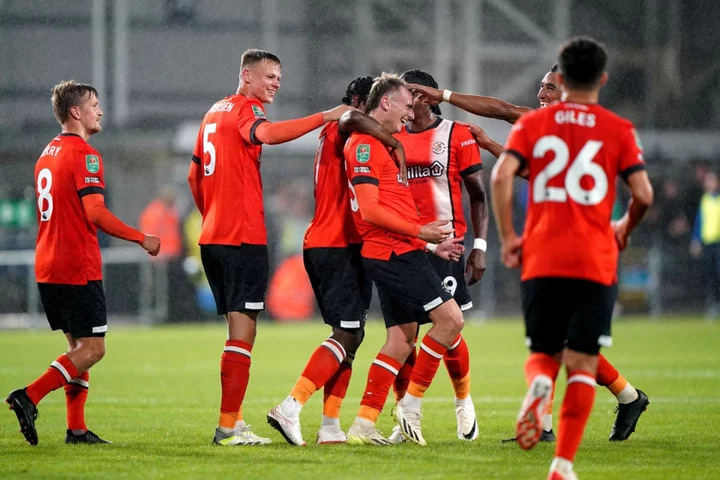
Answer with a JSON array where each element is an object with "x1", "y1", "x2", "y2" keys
[
  {"x1": 407, "y1": 83, "x2": 532, "y2": 124},
  {"x1": 459, "y1": 122, "x2": 504, "y2": 159},
  {"x1": 491, "y1": 152, "x2": 522, "y2": 268},
  {"x1": 81, "y1": 194, "x2": 161, "y2": 256},
  {"x1": 253, "y1": 105, "x2": 355, "y2": 145},
  {"x1": 339, "y1": 110, "x2": 407, "y2": 183},
  {"x1": 613, "y1": 170, "x2": 654, "y2": 250}
]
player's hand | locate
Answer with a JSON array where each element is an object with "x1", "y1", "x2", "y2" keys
[
  {"x1": 391, "y1": 142, "x2": 408, "y2": 186},
  {"x1": 612, "y1": 219, "x2": 630, "y2": 251},
  {"x1": 434, "y1": 237, "x2": 465, "y2": 262},
  {"x1": 418, "y1": 219, "x2": 452, "y2": 244},
  {"x1": 141, "y1": 234, "x2": 161, "y2": 256},
  {"x1": 690, "y1": 240, "x2": 702, "y2": 258},
  {"x1": 500, "y1": 235, "x2": 522, "y2": 268},
  {"x1": 465, "y1": 248, "x2": 486, "y2": 284},
  {"x1": 407, "y1": 83, "x2": 443, "y2": 105},
  {"x1": 456, "y1": 121, "x2": 491, "y2": 148},
  {"x1": 322, "y1": 104, "x2": 357, "y2": 123}
]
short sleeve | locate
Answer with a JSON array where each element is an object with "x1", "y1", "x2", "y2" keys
[
  {"x1": 238, "y1": 99, "x2": 268, "y2": 145},
  {"x1": 618, "y1": 125, "x2": 646, "y2": 181},
  {"x1": 74, "y1": 147, "x2": 106, "y2": 198},
  {"x1": 454, "y1": 125, "x2": 483, "y2": 177},
  {"x1": 346, "y1": 139, "x2": 383, "y2": 187},
  {"x1": 503, "y1": 118, "x2": 531, "y2": 169}
]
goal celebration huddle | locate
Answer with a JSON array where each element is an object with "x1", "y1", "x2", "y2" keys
[{"x1": 7, "y1": 36, "x2": 653, "y2": 480}]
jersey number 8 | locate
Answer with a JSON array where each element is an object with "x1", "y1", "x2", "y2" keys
[
  {"x1": 532, "y1": 135, "x2": 608, "y2": 206},
  {"x1": 37, "y1": 168, "x2": 53, "y2": 222}
]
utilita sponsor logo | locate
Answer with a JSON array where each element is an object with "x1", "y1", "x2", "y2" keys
[{"x1": 407, "y1": 161, "x2": 445, "y2": 180}]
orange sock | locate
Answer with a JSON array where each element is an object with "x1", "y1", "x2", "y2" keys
[
  {"x1": 291, "y1": 338, "x2": 345, "y2": 405},
  {"x1": 218, "y1": 340, "x2": 252, "y2": 429},
  {"x1": 324, "y1": 359, "x2": 353, "y2": 419},
  {"x1": 596, "y1": 353, "x2": 620, "y2": 387},
  {"x1": 26, "y1": 354, "x2": 79, "y2": 406},
  {"x1": 556, "y1": 371, "x2": 596, "y2": 462},
  {"x1": 406, "y1": 335, "x2": 447, "y2": 399},
  {"x1": 393, "y1": 348, "x2": 415, "y2": 402},
  {"x1": 358, "y1": 353, "x2": 401, "y2": 422},
  {"x1": 524, "y1": 352, "x2": 561, "y2": 386},
  {"x1": 64, "y1": 371, "x2": 89, "y2": 432},
  {"x1": 445, "y1": 334, "x2": 471, "y2": 400}
]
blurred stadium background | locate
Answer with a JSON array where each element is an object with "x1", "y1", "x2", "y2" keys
[{"x1": 1, "y1": 0, "x2": 719, "y2": 327}]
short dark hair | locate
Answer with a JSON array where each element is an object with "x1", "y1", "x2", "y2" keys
[
  {"x1": 342, "y1": 76, "x2": 374, "y2": 105},
  {"x1": 365, "y1": 73, "x2": 407, "y2": 113},
  {"x1": 400, "y1": 69, "x2": 442, "y2": 116},
  {"x1": 550, "y1": 63, "x2": 559, "y2": 73},
  {"x1": 51, "y1": 80, "x2": 98, "y2": 125},
  {"x1": 241, "y1": 49, "x2": 282, "y2": 69},
  {"x1": 558, "y1": 36, "x2": 607, "y2": 89}
]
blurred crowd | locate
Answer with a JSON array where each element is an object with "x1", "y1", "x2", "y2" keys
[{"x1": 1, "y1": 156, "x2": 718, "y2": 320}]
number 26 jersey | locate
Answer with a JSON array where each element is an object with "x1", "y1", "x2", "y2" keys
[{"x1": 504, "y1": 101, "x2": 646, "y2": 286}]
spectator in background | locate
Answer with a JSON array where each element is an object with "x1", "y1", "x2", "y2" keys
[
  {"x1": 139, "y1": 186, "x2": 182, "y2": 259},
  {"x1": 690, "y1": 171, "x2": 720, "y2": 319}
]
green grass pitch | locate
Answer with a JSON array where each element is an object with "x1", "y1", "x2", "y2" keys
[{"x1": 1, "y1": 318, "x2": 719, "y2": 479}]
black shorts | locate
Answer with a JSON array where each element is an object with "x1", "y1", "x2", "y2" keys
[
  {"x1": 38, "y1": 281, "x2": 107, "y2": 338},
  {"x1": 304, "y1": 245, "x2": 372, "y2": 331},
  {"x1": 364, "y1": 250, "x2": 453, "y2": 328},
  {"x1": 427, "y1": 252, "x2": 473, "y2": 311},
  {"x1": 521, "y1": 277, "x2": 617, "y2": 355},
  {"x1": 200, "y1": 244, "x2": 269, "y2": 316}
]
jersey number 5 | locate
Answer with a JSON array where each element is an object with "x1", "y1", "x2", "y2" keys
[
  {"x1": 37, "y1": 168, "x2": 53, "y2": 221},
  {"x1": 203, "y1": 123, "x2": 217, "y2": 176},
  {"x1": 533, "y1": 135, "x2": 607, "y2": 206}
]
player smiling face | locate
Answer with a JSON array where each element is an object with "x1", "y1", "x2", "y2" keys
[
  {"x1": 385, "y1": 86, "x2": 415, "y2": 133},
  {"x1": 244, "y1": 59, "x2": 282, "y2": 104},
  {"x1": 74, "y1": 92, "x2": 103, "y2": 135},
  {"x1": 537, "y1": 69, "x2": 563, "y2": 108}
]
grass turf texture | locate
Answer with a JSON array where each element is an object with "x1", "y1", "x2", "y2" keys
[{"x1": 1, "y1": 318, "x2": 719, "y2": 479}]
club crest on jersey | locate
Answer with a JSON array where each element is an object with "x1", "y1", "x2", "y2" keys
[
  {"x1": 432, "y1": 142, "x2": 446, "y2": 155},
  {"x1": 251, "y1": 105, "x2": 265, "y2": 118},
  {"x1": 85, "y1": 155, "x2": 100, "y2": 174},
  {"x1": 356, "y1": 144, "x2": 370, "y2": 163}
]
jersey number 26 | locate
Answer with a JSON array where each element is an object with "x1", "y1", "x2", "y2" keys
[{"x1": 532, "y1": 135, "x2": 608, "y2": 206}]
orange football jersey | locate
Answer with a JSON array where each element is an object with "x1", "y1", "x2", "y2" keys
[
  {"x1": 397, "y1": 118, "x2": 482, "y2": 238},
  {"x1": 504, "y1": 101, "x2": 645, "y2": 285},
  {"x1": 344, "y1": 133, "x2": 425, "y2": 260},
  {"x1": 34, "y1": 133, "x2": 105, "y2": 284},
  {"x1": 191, "y1": 94, "x2": 268, "y2": 246},
  {"x1": 303, "y1": 122, "x2": 361, "y2": 249}
]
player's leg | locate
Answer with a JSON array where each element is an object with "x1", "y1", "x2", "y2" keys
[
  {"x1": 7, "y1": 282, "x2": 107, "y2": 446},
  {"x1": 549, "y1": 280, "x2": 612, "y2": 480},
  {"x1": 347, "y1": 322, "x2": 416, "y2": 446},
  {"x1": 515, "y1": 278, "x2": 563, "y2": 451},
  {"x1": 390, "y1": 251, "x2": 460, "y2": 445},
  {"x1": 203, "y1": 244, "x2": 270, "y2": 446}
]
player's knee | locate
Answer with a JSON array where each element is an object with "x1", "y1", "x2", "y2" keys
[
  {"x1": 445, "y1": 303, "x2": 465, "y2": 337},
  {"x1": 564, "y1": 348, "x2": 598, "y2": 374},
  {"x1": 331, "y1": 327, "x2": 363, "y2": 357}
]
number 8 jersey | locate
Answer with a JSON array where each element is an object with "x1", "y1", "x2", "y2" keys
[
  {"x1": 504, "y1": 101, "x2": 646, "y2": 286},
  {"x1": 34, "y1": 133, "x2": 106, "y2": 284}
]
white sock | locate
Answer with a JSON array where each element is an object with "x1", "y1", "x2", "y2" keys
[
  {"x1": 219, "y1": 425, "x2": 235, "y2": 435},
  {"x1": 542, "y1": 413, "x2": 553, "y2": 432},
  {"x1": 353, "y1": 416, "x2": 375, "y2": 429},
  {"x1": 616, "y1": 383, "x2": 638, "y2": 404},
  {"x1": 281, "y1": 395, "x2": 303, "y2": 416},
  {"x1": 234, "y1": 420, "x2": 246, "y2": 430},
  {"x1": 454, "y1": 396, "x2": 473, "y2": 407},
  {"x1": 550, "y1": 457, "x2": 574, "y2": 475},
  {"x1": 321, "y1": 415, "x2": 340, "y2": 430},
  {"x1": 400, "y1": 393, "x2": 423, "y2": 411}
]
